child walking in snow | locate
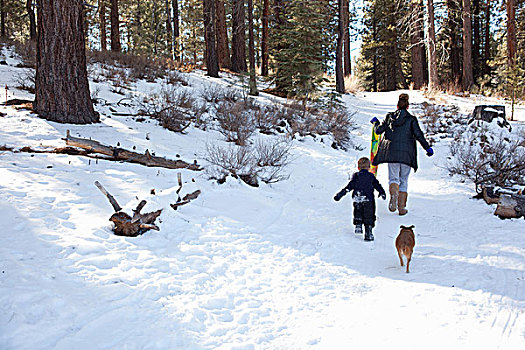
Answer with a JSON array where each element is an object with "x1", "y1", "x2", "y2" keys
[{"x1": 334, "y1": 157, "x2": 386, "y2": 241}]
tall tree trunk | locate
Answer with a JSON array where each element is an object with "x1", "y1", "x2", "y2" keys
[
  {"x1": 507, "y1": 0, "x2": 516, "y2": 121},
  {"x1": 462, "y1": 0, "x2": 474, "y2": 91},
  {"x1": 483, "y1": 0, "x2": 491, "y2": 76},
  {"x1": 0, "y1": 0, "x2": 5, "y2": 38},
  {"x1": 166, "y1": 0, "x2": 173, "y2": 58},
  {"x1": 216, "y1": 0, "x2": 231, "y2": 69},
  {"x1": 410, "y1": 0, "x2": 425, "y2": 89},
  {"x1": 26, "y1": 0, "x2": 37, "y2": 41},
  {"x1": 34, "y1": 0, "x2": 98, "y2": 124},
  {"x1": 203, "y1": 0, "x2": 219, "y2": 77},
  {"x1": 172, "y1": 0, "x2": 180, "y2": 61},
  {"x1": 426, "y1": 0, "x2": 439, "y2": 90},
  {"x1": 343, "y1": 0, "x2": 351, "y2": 76},
  {"x1": 506, "y1": 0, "x2": 517, "y2": 68},
  {"x1": 473, "y1": 0, "x2": 480, "y2": 79},
  {"x1": 447, "y1": 0, "x2": 461, "y2": 85},
  {"x1": 247, "y1": 0, "x2": 258, "y2": 95},
  {"x1": 261, "y1": 0, "x2": 269, "y2": 76},
  {"x1": 99, "y1": 0, "x2": 107, "y2": 51},
  {"x1": 231, "y1": 0, "x2": 247, "y2": 73},
  {"x1": 372, "y1": 8, "x2": 377, "y2": 92},
  {"x1": 110, "y1": 0, "x2": 120, "y2": 52},
  {"x1": 335, "y1": 0, "x2": 344, "y2": 93}
]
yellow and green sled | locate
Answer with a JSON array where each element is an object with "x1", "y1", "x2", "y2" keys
[{"x1": 370, "y1": 124, "x2": 381, "y2": 176}]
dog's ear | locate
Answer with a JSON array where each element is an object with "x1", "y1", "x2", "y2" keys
[{"x1": 409, "y1": 225, "x2": 415, "y2": 229}]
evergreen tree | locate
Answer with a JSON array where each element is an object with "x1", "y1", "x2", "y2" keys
[
  {"x1": 270, "y1": 0, "x2": 330, "y2": 98},
  {"x1": 358, "y1": 0, "x2": 409, "y2": 91}
]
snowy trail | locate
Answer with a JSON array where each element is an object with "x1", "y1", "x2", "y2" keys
[{"x1": 1, "y1": 47, "x2": 525, "y2": 349}]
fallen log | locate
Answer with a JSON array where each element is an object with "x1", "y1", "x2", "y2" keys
[
  {"x1": 482, "y1": 186, "x2": 500, "y2": 205},
  {"x1": 95, "y1": 181, "x2": 162, "y2": 237},
  {"x1": 65, "y1": 130, "x2": 201, "y2": 171},
  {"x1": 170, "y1": 172, "x2": 201, "y2": 210},
  {"x1": 494, "y1": 193, "x2": 525, "y2": 219}
]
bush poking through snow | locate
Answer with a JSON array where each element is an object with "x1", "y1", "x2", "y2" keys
[
  {"x1": 136, "y1": 85, "x2": 195, "y2": 132},
  {"x1": 204, "y1": 138, "x2": 292, "y2": 186},
  {"x1": 216, "y1": 101, "x2": 257, "y2": 146},
  {"x1": 14, "y1": 68, "x2": 35, "y2": 93},
  {"x1": 446, "y1": 122, "x2": 525, "y2": 193},
  {"x1": 201, "y1": 85, "x2": 241, "y2": 104}
]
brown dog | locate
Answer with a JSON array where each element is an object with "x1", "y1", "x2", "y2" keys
[{"x1": 395, "y1": 225, "x2": 415, "y2": 273}]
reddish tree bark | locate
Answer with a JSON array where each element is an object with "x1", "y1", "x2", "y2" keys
[
  {"x1": 172, "y1": 0, "x2": 180, "y2": 61},
  {"x1": 110, "y1": 0, "x2": 121, "y2": 52},
  {"x1": 248, "y1": 0, "x2": 258, "y2": 95},
  {"x1": 343, "y1": 0, "x2": 351, "y2": 76},
  {"x1": 261, "y1": 0, "x2": 269, "y2": 76},
  {"x1": 34, "y1": 0, "x2": 99, "y2": 124},
  {"x1": 462, "y1": 0, "x2": 474, "y2": 91},
  {"x1": 216, "y1": 0, "x2": 231, "y2": 69},
  {"x1": 507, "y1": 0, "x2": 517, "y2": 68},
  {"x1": 447, "y1": 0, "x2": 461, "y2": 85},
  {"x1": 99, "y1": 0, "x2": 107, "y2": 51},
  {"x1": 426, "y1": 0, "x2": 439, "y2": 90},
  {"x1": 231, "y1": 0, "x2": 247, "y2": 72},
  {"x1": 410, "y1": 0, "x2": 425, "y2": 89},
  {"x1": 335, "y1": 0, "x2": 345, "y2": 93},
  {"x1": 203, "y1": 0, "x2": 219, "y2": 77}
]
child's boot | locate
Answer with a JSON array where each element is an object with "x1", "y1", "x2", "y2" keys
[
  {"x1": 354, "y1": 224, "x2": 363, "y2": 234},
  {"x1": 364, "y1": 225, "x2": 374, "y2": 241}
]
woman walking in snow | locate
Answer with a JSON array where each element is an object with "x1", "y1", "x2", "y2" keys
[{"x1": 370, "y1": 93, "x2": 433, "y2": 216}]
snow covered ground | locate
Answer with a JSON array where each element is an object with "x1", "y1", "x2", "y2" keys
[{"x1": 1, "y1": 45, "x2": 524, "y2": 349}]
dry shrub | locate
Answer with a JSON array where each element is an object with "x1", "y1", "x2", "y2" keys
[
  {"x1": 87, "y1": 50, "x2": 169, "y2": 82},
  {"x1": 321, "y1": 109, "x2": 357, "y2": 149},
  {"x1": 447, "y1": 123, "x2": 525, "y2": 193},
  {"x1": 344, "y1": 75, "x2": 363, "y2": 94},
  {"x1": 253, "y1": 138, "x2": 292, "y2": 183},
  {"x1": 204, "y1": 138, "x2": 292, "y2": 186},
  {"x1": 136, "y1": 85, "x2": 195, "y2": 132},
  {"x1": 201, "y1": 85, "x2": 241, "y2": 104},
  {"x1": 216, "y1": 101, "x2": 256, "y2": 146},
  {"x1": 14, "y1": 68, "x2": 35, "y2": 93}
]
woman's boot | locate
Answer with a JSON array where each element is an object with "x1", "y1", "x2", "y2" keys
[
  {"x1": 398, "y1": 192, "x2": 408, "y2": 216},
  {"x1": 389, "y1": 183, "x2": 399, "y2": 212}
]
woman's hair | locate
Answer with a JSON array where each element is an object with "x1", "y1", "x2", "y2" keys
[
  {"x1": 358, "y1": 157, "x2": 371, "y2": 170},
  {"x1": 397, "y1": 93, "x2": 409, "y2": 110}
]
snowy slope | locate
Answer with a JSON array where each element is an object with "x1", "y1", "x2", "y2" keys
[{"x1": 1, "y1": 46, "x2": 524, "y2": 349}]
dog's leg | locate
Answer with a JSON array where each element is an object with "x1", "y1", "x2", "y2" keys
[
  {"x1": 397, "y1": 249, "x2": 404, "y2": 266},
  {"x1": 406, "y1": 252, "x2": 411, "y2": 273}
]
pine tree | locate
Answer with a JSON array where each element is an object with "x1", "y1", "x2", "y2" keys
[
  {"x1": 271, "y1": 0, "x2": 330, "y2": 98},
  {"x1": 110, "y1": 0, "x2": 121, "y2": 52},
  {"x1": 426, "y1": 0, "x2": 439, "y2": 90},
  {"x1": 336, "y1": 0, "x2": 345, "y2": 93},
  {"x1": 34, "y1": 0, "x2": 98, "y2": 124},
  {"x1": 358, "y1": 0, "x2": 408, "y2": 91},
  {"x1": 462, "y1": 0, "x2": 474, "y2": 91},
  {"x1": 231, "y1": 0, "x2": 247, "y2": 73},
  {"x1": 203, "y1": 0, "x2": 219, "y2": 77}
]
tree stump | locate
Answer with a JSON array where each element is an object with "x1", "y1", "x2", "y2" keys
[
  {"x1": 494, "y1": 194, "x2": 525, "y2": 219},
  {"x1": 95, "y1": 181, "x2": 162, "y2": 236}
]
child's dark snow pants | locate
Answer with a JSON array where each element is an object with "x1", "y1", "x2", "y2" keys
[{"x1": 353, "y1": 200, "x2": 376, "y2": 227}]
